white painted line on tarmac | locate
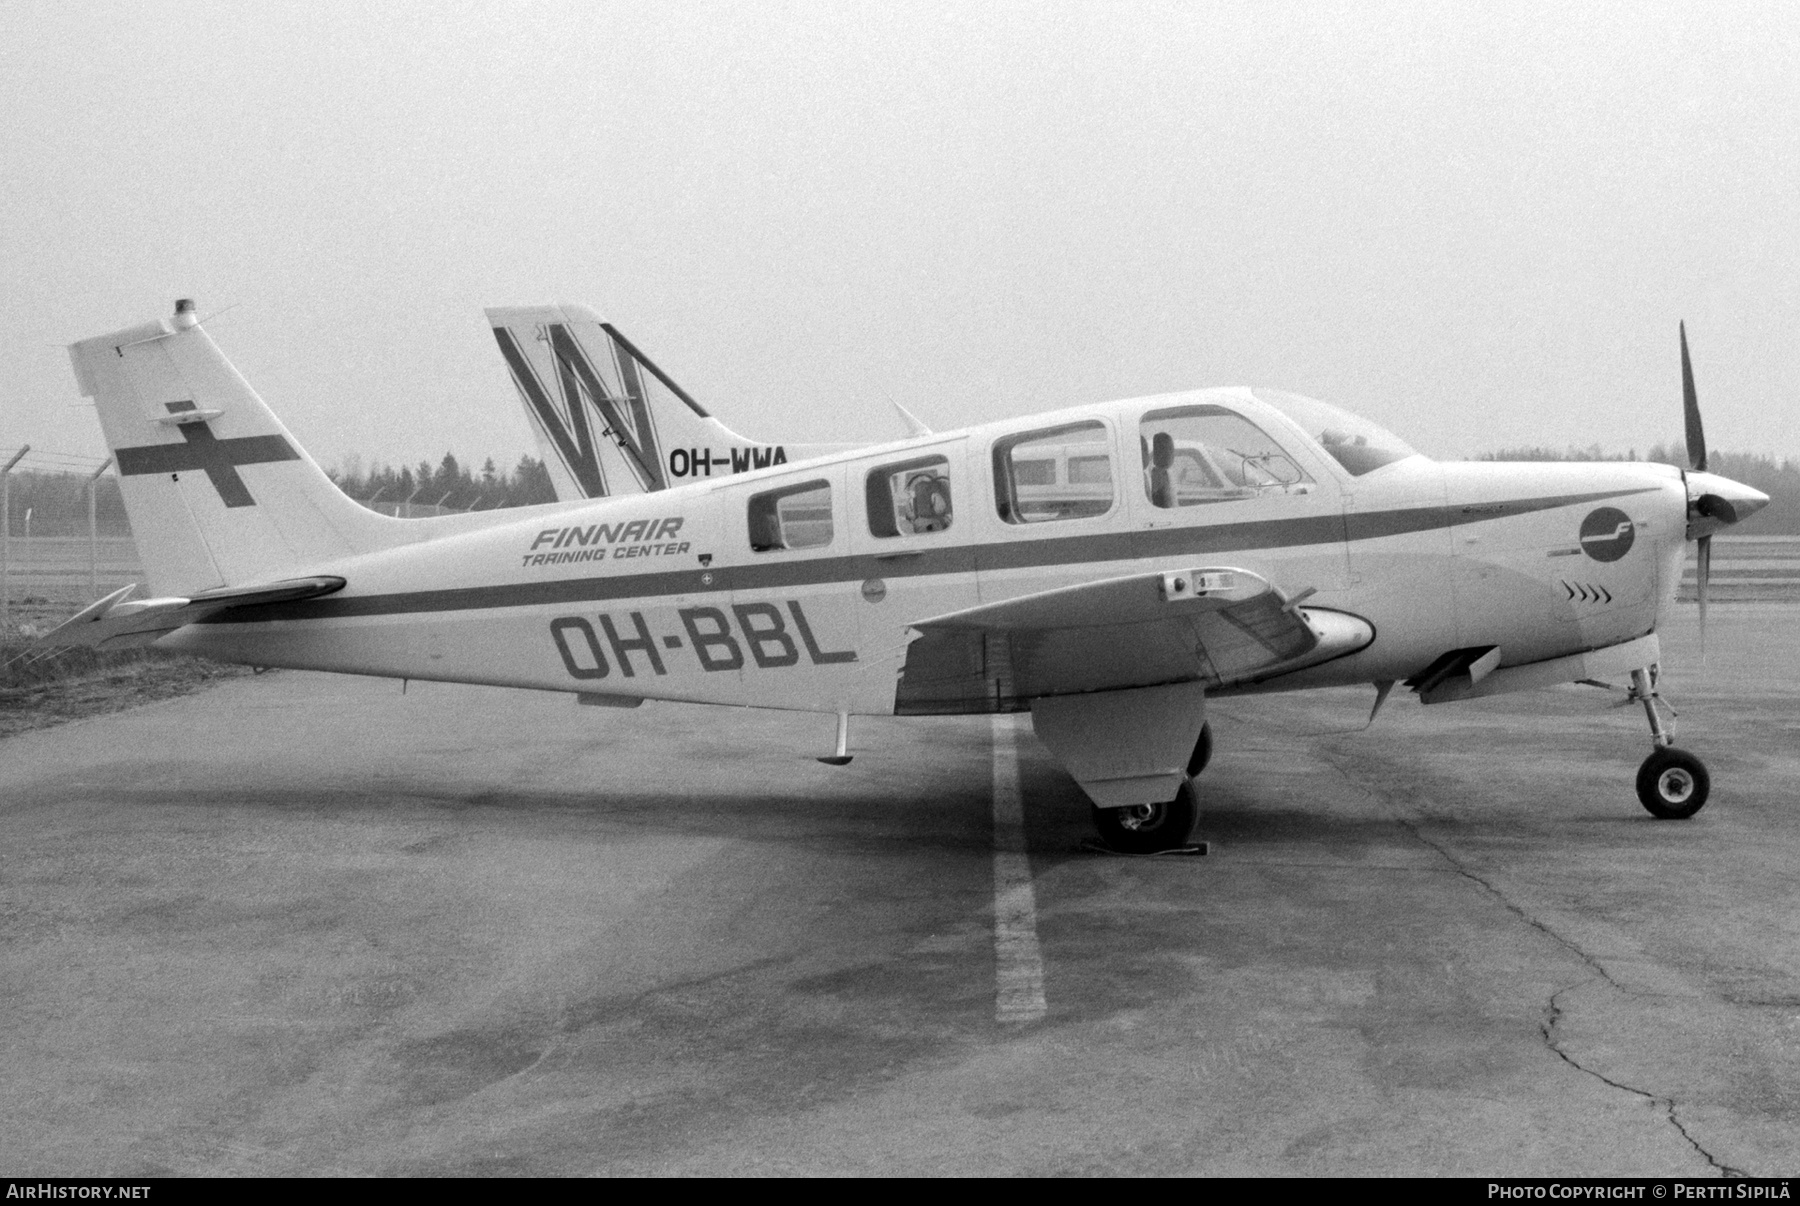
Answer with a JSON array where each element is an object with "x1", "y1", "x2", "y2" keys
[{"x1": 991, "y1": 714, "x2": 1047, "y2": 1024}]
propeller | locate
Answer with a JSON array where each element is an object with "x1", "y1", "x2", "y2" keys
[
  {"x1": 1680, "y1": 321, "x2": 1710, "y2": 654},
  {"x1": 1674, "y1": 323, "x2": 1771, "y2": 660}
]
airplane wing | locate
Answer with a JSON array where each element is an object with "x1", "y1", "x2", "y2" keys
[
  {"x1": 894, "y1": 567, "x2": 1372, "y2": 714},
  {"x1": 36, "y1": 577, "x2": 347, "y2": 651}
]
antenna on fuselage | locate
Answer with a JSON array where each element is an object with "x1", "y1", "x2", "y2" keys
[{"x1": 886, "y1": 393, "x2": 933, "y2": 438}]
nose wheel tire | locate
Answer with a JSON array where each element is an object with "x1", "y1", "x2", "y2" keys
[
  {"x1": 1636, "y1": 747, "x2": 1710, "y2": 819},
  {"x1": 1093, "y1": 779, "x2": 1199, "y2": 854}
]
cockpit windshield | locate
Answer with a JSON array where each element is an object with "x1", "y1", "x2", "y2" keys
[{"x1": 1253, "y1": 389, "x2": 1421, "y2": 476}]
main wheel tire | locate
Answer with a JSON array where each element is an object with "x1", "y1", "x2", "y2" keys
[
  {"x1": 1187, "y1": 722, "x2": 1214, "y2": 778},
  {"x1": 1093, "y1": 779, "x2": 1199, "y2": 854},
  {"x1": 1636, "y1": 747, "x2": 1710, "y2": 819}
]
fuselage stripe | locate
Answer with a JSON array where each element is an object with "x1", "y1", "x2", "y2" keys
[{"x1": 206, "y1": 487, "x2": 1656, "y2": 624}]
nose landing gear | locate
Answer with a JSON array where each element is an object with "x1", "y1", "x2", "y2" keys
[
  {"x1": 1629, "y1": 666, "x2": 1711, "y2": 819},
  {"x1": 1638, "y1": 747, "x2": 1710, "y2": 819}
]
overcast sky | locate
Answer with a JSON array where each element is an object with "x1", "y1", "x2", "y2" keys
[{"x1": 3, "y1": 0, "x2": 1796, "y2": 478}]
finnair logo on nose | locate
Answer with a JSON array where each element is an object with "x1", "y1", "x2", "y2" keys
[{"x1": 1579, "y1": 507, "x2": 1635, "y2": 562}]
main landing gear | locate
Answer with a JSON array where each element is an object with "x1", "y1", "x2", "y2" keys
[
  {"x1": 1093, "y1": 780, "x2": 1200, "y2": 854},
  {"x1": 1628, "y1": 666, "x2": 1711, "y2": 819},
  {"x1": 1090, "y1": 722, "x2": 1212, "y2": 854}
]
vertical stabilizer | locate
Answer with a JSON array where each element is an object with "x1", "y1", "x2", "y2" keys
[
  {"x1": 487, "y1": 304, "x2": 855, "y2": 499},
  {"x1": 69, "y1": 301, "x2": 399, "y2": 595}
]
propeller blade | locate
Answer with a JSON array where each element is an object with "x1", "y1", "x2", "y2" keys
[
  {"x1": 1681, "y1": 320, "x2": 1706, "y2": 473},
  {"x1": 1697, "y1": 532, "x2": 1711, "y2": 662}
]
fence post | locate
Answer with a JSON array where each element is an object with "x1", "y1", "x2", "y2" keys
[
  {"x1": 2, "y1": 445, "x2": 30, "y2": 636},
  {"x1": 88, "y1": 457, "x2": 112, "y2": 598}
]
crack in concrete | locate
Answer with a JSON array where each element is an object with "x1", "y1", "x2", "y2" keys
[
  {"x1": 1317, "y1": 752, "x2": 1750, "y2": 1177},
  {"x1": 1540, "y1": 985, "x2": 1748, "y2": 1178},
  {"x1": 1392, "y1": 810, "x2": 1626, "y2": 992}
]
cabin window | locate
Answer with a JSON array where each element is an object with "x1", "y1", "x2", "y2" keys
[
  {"x1": 993, "y1": 421, "x2": 1115, "y2": 524},
  {"x1": 747, "y1": 480, "x2": 834, "y2": 551},
  {"x1": 867, "y1": 455, "x2": 954, "y2": 538},
  {"x1": 1067, "y1": 455, "x2": 1112, "y2": 485},
  {"x1": 1139, "y1": 405, "x2": 1313, "y2": 509}
]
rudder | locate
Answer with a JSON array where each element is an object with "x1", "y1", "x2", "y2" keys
[{"x1": 70, "y1": 300, "x2": 399, "y2": 596}]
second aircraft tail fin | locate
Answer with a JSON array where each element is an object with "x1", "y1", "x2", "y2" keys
[{"x1": 486, "y1": 304, "x2": 847, "y2": 500}]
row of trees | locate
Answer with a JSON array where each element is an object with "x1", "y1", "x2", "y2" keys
[
  {"x1": 6, "y1": 445, "x2": 1799, "y2": 535},
  {"x1": 325, "y1": 452, "x2": 557, "y2": 512}
]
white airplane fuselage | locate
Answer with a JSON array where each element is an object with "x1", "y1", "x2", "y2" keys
[{"x1": 158, "y1": 388, "x2": 1692, "y2": 715}]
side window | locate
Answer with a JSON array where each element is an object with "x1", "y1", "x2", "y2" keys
[
  {"x1": 1140, "y1": 405, "x2": 1313, "y2": 509},
  {"x1": 747, "y1": 480, "x2": 833, "y2": 551},
  {"x1": 867, "y1": 455, "x2": 954, "y2": 538},
  {"x1": 994, "y1": 421, "x2": 1114, "y2": 524}
]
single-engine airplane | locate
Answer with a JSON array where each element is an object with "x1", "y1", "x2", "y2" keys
[
  {"x1": 44, "y1": 301, "x2": 1768, "y2": 852},
  {"x1": 487, "y1": 303, "x2": 912, "y2": 500}
]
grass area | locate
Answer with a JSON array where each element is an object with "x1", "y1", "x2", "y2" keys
[{"x1": 1, "y1": 596, "x2": 253, "y2": 740}]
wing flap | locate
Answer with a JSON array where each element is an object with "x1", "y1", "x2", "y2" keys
[{"x1": 896, "y1": 567, "x2": 1364, "y2": 715}]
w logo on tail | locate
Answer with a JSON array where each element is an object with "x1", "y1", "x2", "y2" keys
[
  {"x1": 493, "y1": 322, "x2": 666, "y2": 496},
  {"x1": 489, "y1": 304, "x2": 814, "y2": 503}
]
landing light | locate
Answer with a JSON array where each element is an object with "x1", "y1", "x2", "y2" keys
[{"x1": 1161, "y1": 570, "x2": 1235, "y2": 600}]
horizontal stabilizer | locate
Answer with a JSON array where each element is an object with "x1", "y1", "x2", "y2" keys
[
  {"x1": 36, "y1": 576, "x2": 346, "y2": 651},
  {"x1": 896, "y1": 567, "x2": 1372, "y2": 713}
]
